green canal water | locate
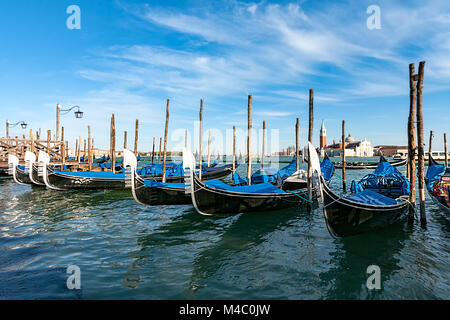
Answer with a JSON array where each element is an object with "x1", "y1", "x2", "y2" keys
[{"x1": 0, "y1": 158, "x2": 448, "y2": 299}]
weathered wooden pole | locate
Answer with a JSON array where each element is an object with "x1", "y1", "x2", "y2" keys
[
  {"x1": 124, "y1": 131, "x2": 127, "y2": 149},
  {"x1": 199, "y1": 99, "x2": 204, "y2": 179},
  {"x1": 61, "y1": 126, "x2": 65, "y2": 167},
  {"x1": 262, "y1": 121, "x2": 266, "y2": 170},
  {"x1": 444, "y1": 133, "x2": 448, "y2": 168},
  {"x1": 158, "y1": 137, "x2": 162, "y2": 164},
  {"x1": 152, "y1": 137, "x2": 156, "y2": 164},
  {"x1": 88, "y1": 126, "x2": 92, "y2": 171},
  {"x1": 110, "y1": 114, "x2": 116, "y2": 173},
  {"x1": 77, "y1": 136, "x2": 81, "y2": 162},
  {"x1": 161, "y1": 99, "x2": 170, "y2": 183},
  {"x1": 416, "y1": 61, "x2": 426, "y2": 223},
  {"x1": 83, "y1": 139, "x2": 86, "y2": 162},
  {"x1": 342, "y1": 120, "x2": 347, "y2": 192},
  {"x1": 428, "y1": 130, "x2": 434, "y2": 158},
  {"x1": 38, "y1": 128, "x2": 41, "y2": 140},
  {"x1": 247, "y1": 95, "x2": 252, "y2": 185},
  {"x1": 232, "y1": 126, "x2": 236, "y2": 174},
  {"x1": 30, "y1": 129, "x2": 35, "y2": 154},
  {"x1": 296, "y1": 118, "x2": 299, "y2": 171},
  {"x1": 56, "y1": 104, "x2": 61, "y2": 142},
  {"x1": 207, "y1": 129, "x2": 212, "y2": 167},
  {"x1": 134, "y1": 119, "x2": 139, "y2": 156},
  {"x1": 47, "y1": 130, "x2": 51, "y2": 155},
  {"x1": 6, "y1": 120, "x2": 9, "y2": 138},
  {"x1": 408, "y1": 63, "x2": 417, "y2": 219},
  {"x1": 308, "y1": 89, "x2": 314, "y2": 198},
  {"x1": 75, "y1": 139, "x2": 79, "y2": 162}
]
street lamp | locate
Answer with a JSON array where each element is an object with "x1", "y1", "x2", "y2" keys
[
  {"x1": 61, "y1": 105, "x2": 84, "y2": 119},
  {"x1": 5, "y1": 121, "x2": 27, "y2": 138}
]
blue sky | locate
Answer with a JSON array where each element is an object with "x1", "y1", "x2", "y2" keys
[{"x1": 0, "y1": 0, "x2": 449, "y2": 154}]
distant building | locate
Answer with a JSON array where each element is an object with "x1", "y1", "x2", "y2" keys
[
  {"x1": 320, "y1": 120, "x2": 326, "y2": 149},
  {"x1": 373, "y1": 145, "x2": 408, "y2": 157},
  {"x1": 323, "y1": 134, "x2": 374, "y2": 157}
]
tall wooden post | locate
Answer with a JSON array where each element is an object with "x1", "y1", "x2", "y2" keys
[
  {"x1": 47, "y1": 130, "x2": 51, "y2": 154},
  {"x1": 152, "y1": 137, "x2": 156, "y2": 164},
  {"x1": 83, "y1": 139, "x2": 86, "y2": 162},
  {"x1": 232, "y1": 126, "x2": 236, "y2": 174},
  {"x1": 207, "y1": 130, "x2": 212, "y2": 167},
  {"x1": 77, "y1": 136, "x2": 81, "y2": 162},
  {"x1": 56, "y1": 104, "x2": 61, "y2": 142},
  {"x1": 308, "y1": 89, "x2": 314, "y2": 198},
  {"x1": 199, "y1": 99, "x2": 204, "y2": 179},
  {"x1": 110, "y1": 114, "x2": 116, "y2": 173},
  {"x1": 61, "y1": 126, "x2": 65, "y2": 167},
  {"x1": 262, "y1": 121, "x2": 266, "y2": 170},
  {"x1": 134, "y1": 119, "x2": 139, "y2": 156},
  {"x1": 75, "y1": 139, "x2": 78, "y2": 162},
  {"x1": 30, "y1": 129, "x2": 35, "y2": 154},
  {"x1": 38, "y1": 128, "x2": 41, "y2": 140},
  {"x1": 295, "y1": 118, "x2": 299, "y2": 171},
  {"x1": 408, "y1": 63, "x2": 417, "y2": 219},
  {"x1": 428, "y1": 130, "x2": 434, "y2": 158},
  {"x1": 444, "y1": 133, "x2": 448, "y2": 167},
  {"x1": 6, "y1": 120, "x2": 9, "y2": 138},
  {"x1": 124, "y1": 131, "x2": 127, "y2": 149},
  {"x1": 342, "y1": 120, "x2": 347, "y2": 192},
  {"x1": 416, "y1": 61, "x2": 426, "y2": 223},
  {"x1": 247, "y1": 95, "x2": 252, "y2": 185},
  {"x1": 162, "y1": 100, "x2": 170, "y2": 183},
  {"x1": 158, "y1": 137, "x2": 162, "y2": 164},
  {"x1": 88, "y1": 126, "x2": 92, "y2": 171}
]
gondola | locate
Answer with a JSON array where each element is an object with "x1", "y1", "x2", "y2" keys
[
  {"x1": 426, "y1": 155, "x2": 450, "y2": 213},
  {"x1": 123, "y1": 150, "x2": 234, "y2": 206},
  {"x1": 8, "y1": 154, "x2": 33, "y2": 185},
  {"x1": 184, "y1": 149, "x2": 312, "y2": 215},
  {"x1": 333, "y1": 158, "x2": 407, "y2": 170},
  {"x1": 309, "y1": 143, "x2": 412, "y2": 238},
  {"x1": 124, "y1": 150, "x2": 191, "y2": 206},
  {"x1": 0, "y1": 166, "x2": 10, "y2": 177}
]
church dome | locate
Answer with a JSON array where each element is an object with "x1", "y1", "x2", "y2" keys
[{"x1": 345, "y1": 134, "x2": 354, "y2": 143}]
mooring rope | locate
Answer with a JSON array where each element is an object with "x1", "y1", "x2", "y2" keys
[{"x1": 285, "y1": 190, "x2": 313, "y2": 203}]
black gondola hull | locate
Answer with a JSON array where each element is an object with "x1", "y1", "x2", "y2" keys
[
  {"x1": 322, "y1": 182, "x2": 409, "y2": 237},
  {"x1": 141, "y1": 164, "x2": 233, "y2": 183},
  {"x1": 133, "y1": 175, "x2": 191, "y2": 205},
  {"x1": 334, "y1": 159, "x2": 407, "y2": 170},
  {"x1": 191, "y1": 175, "x2": 307, "y2": 215},
  {"x1": 46, "y1": 168, "x2": 125, "y2": 189}
]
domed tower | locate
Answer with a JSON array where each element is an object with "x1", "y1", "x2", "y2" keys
[{"x1": 320, "y1": 120, "x2": 326, "y2": 149}]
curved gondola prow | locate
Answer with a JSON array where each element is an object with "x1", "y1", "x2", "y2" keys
[
  {"x1": 308, "y1": 142, "x2": 323, "y2": 203},
  {"x1": 25, "y1": 151, "x2": 38, "y2": 184},
  {"x1": 123, "y1": 149, "x2": 143, "y2": 204},
  {"x1": 38, "y1": 151, "x2": 64, "y2": 190},
  {"x1": 8, "y1": 154, "x2": 24, "y2": 185},
  {"x1": 183, "y1": 148, "x2": 209, "y2": 215}
]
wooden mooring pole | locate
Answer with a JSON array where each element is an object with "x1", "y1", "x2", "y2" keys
[
  {"x1": 134, "y1": 119, "x2": 139, "y2": 156},
  {"x1": 416, "y1": 61, "x2": 426, "y2": 223},
  {"x1": 199, "y1": 99, "x2": 204, "y2": 180},
  {"x1": 88, "y1": 126, "x2": 92, "y2": 171},
  {"x1": 152, "y1": 137, "x2": 156, "y2": 164},
  {"x1": 429, "y1": 130, "x2": 434, "y2": 159},
  {"x1": 158, "y1": 137, "x2": 162, "y2": 164},
  {"x1": 61, "y1": 127, "x2": 65, "y2": 168},
  {"x1": 408, "y1": 63, "x2": 417, "y2": 219},
  {"x1": 110, "y1": 114, "x2": 116, "y2": 173},
  {"x1": 47, "y1": 130, "x2": 51, "y2": 154},
  {"x1": 6, "y1": 120, "x2": 9, "y2": 138},
  {"x1": 56, "y1": 104, "x2": 60, "y2": 142},
  {"x1": 247, "y1": 95, "x2": 252, "y2": 185},
  {"x1": 296, "y1": 118, "x2": 299, "y2": 171},
  {"x1": 232, "y1": 126, "x2": 236, "y2": 175},
  {"x1": 342, "y1": 120, "x2": 347, "y2": 192},
  {"x1": 161, "y1": 100, "x2": 170, "y2": 183},
  {"x1": 262, "y1": 121, "x2": 266, "y2": 170},
  {"x1": 445, "y1": 133, "x2": 448, "y2": 168},
  {"x1": 124, "y1": 131, "x2": 127, "y2": 149},
  {"x1": 308, "y1": 89, "x2": 313, "y2": 198}
]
